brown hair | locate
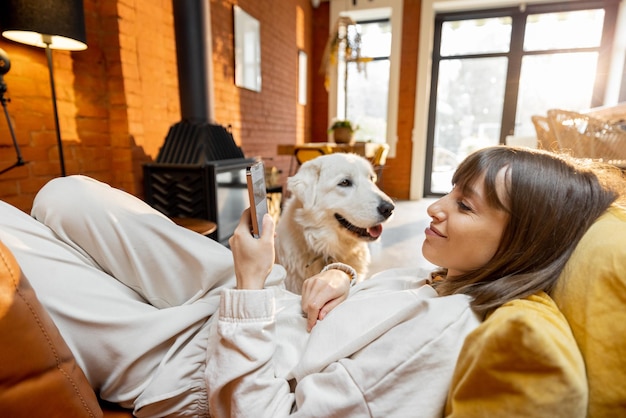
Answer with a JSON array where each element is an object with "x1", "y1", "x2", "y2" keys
[{"x1": 433, "y1": 146, "x2": 622, "y2": 317}]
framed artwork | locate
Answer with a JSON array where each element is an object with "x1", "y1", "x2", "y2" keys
[{"x1": 234, "y1": 5, "x2": 261, "y2": 92}]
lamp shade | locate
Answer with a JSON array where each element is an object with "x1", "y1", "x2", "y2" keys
[{"x1": 0, "y1": 0, "x2": 87, "y2": 51}]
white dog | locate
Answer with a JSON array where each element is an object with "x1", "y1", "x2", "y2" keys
[{"x1": 275, "y1": 153, "x2": 395, "y2": 294}]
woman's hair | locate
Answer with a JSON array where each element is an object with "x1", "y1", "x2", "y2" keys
[{"x1": 434, "y1": 146, "x2": 624, "y2": 317}]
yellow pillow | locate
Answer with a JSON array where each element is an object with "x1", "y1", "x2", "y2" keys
[
  {"x1": 445, "y1": 292, "x2": 587, "y2": 418},
  {"x1": 552, "y1": 206, "x2": 626, "y2": 417}
]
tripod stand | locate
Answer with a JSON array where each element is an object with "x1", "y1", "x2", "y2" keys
[{"x1": 0, "y1": 49, "x2": 26, "y2": 176}]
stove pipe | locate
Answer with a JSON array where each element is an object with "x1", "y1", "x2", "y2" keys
[{"x1": 172, "y1": 0, "x2": 215, "y2": 124}]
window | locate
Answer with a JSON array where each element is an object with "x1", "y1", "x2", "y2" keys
[
  {"x1": 341, "y1": 19, "x2": 392, "y2": 143},
  {"x1": 328, "y1": 0, "x2": 403, "y2": 154},
  {"x1": 425, "y1": 1, "x2": 619, "y2": 194}
]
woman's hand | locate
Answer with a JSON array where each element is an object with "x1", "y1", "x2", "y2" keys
[
  {"x1": 229, "y1": 209, "x2": 275, "y2": 290},
  {"x1": 301, "y1": 269, "x2": 351, "y2": 332}
]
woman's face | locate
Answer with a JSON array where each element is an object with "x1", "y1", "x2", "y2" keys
[{"x1": 422, "y1": 169, "x2": 509, "y2": 277}]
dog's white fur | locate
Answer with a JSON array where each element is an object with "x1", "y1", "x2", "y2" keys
[{"x1": 275, "y1": 153, "x2": 395, "y2": 294}]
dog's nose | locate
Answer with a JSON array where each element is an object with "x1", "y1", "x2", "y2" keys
[{"x1": 378, "y1": 200, "x2": 395, "y2": 219}]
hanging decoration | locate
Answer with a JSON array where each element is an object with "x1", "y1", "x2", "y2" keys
[{"x1": 320, "y1": 16, "x2": 372, "y2": 91}]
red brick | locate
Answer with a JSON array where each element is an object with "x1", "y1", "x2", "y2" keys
[{"x1": 0, "y1": 0, "x2": 419, "y2": 212}]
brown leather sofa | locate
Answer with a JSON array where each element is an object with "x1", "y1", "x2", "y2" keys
[{"x1": 0, "y1": 240, "x2": 132, "y2": 417}]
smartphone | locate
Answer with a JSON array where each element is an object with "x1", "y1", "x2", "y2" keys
[{"x1": 246, "y1": 161, "x2": 269, "y2": 238}]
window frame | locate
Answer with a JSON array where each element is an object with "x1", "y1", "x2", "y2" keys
[
  {"x1": 329, "y1": 0, "x2": 403, "y2": 157},
  {"x1": 423, "y1": 0, "x2": 620, "y2": 196},
  {"x1": 343, "y1": 17, "x2": 392, "y2": 142}
]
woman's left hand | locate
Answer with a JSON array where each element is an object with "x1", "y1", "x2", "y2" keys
[
  {"x1": 229, "y1": 209, "x2": 275, "y2": 290},
  {"x1": 301, "y1": 269, "x2": 351, "y2": 332}
]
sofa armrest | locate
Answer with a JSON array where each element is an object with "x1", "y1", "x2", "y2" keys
[{"x1": 0, "y1": 239, "x2": 104, "y2": 417}]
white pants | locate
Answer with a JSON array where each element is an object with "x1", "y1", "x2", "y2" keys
[{"x1": 0, "y1": 175, "x2": 285, "y2": 417}]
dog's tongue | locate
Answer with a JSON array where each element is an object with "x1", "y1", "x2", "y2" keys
[{"x1": 367, "y1": 224, "x2": 383, "y2": 238}]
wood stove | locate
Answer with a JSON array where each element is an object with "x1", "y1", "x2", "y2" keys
[
  {"x1": 143, "y1": 0, "x2": 254, "y2": 246},
  {"x1": 144, "y1": 157, "x2": 253, "y2": 246}
]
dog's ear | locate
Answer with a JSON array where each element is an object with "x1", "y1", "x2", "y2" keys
[{"x1": 287, "y1": 159, "x2": 321, "y2": 208}]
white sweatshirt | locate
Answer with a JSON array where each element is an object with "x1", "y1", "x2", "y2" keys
[
  {"x1": 0, "y1": 176, "x2": 480, "y2": 417},
  {"x1": 206, "y1": 270, "x2": 480, "y2": 418}
]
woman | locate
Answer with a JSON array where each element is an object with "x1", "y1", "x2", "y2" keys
[
  {"x1": 0, "y1": 146, "x2": 620, "y2": 417},
  {"x1": 212, "y1": 146, "x2": 622, "y2": 416}
]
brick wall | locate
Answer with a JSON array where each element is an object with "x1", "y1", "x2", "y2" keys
[
  {"x1": 385, "y1": 0, "x2": 419, "y2": 200},
  {"x1": 310, "y1": 2, "x2": 330, "y2": 143},
  {"x1": 310, "y1": 0, "x2": 419, "y2": 200},
  {"x1": 211, "y1": 0, "x2": 314, "y2": 176},
  {"x1": 0, "y1": 0, "x2": 417, "y2": 213},
  {"x1": 0, "y1": 0, "x2": 181, "y2": 210}
]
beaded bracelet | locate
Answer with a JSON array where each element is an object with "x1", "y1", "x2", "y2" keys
[{"x1": 320, "y1": 262, "x2": 358, "y2": 285}]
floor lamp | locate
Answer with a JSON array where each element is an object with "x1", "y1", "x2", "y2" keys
[{"x1": 0, "y1": 0, "x2": 87, "y2": 177}]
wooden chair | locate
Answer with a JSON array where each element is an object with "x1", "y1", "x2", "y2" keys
[
  {"x1": 371, "y1": 143, "x2": 390, "y2": 184},
  {"x1": 264, "y1": 165, "x2": 284, "y2": 222},
  {"x1": 294, "y1": 147, "x2": 329, "y2": 165}
]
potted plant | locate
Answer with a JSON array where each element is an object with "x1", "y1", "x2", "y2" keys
[{"x1": 328, "y1": 120, "x2": 357, "y2": 144}]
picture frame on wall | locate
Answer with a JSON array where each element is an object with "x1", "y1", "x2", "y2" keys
[{"x1": 233, "y1": 5, "x2": 261, "y2": 92}]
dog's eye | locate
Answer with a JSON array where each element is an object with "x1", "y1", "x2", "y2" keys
[{"x1": 338, "y1": 179, "x2": 352, "y2": 187}]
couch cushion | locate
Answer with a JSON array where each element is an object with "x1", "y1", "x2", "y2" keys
[
  {"x1": 0, "y1": 240, "x2": 103, "y2": 417},
  {"x1": 445, "y1": 291, "x2": 587, "y2": 417},
  {"x1": 552, "y1": 205, "x2": 626, "y2": 417}
]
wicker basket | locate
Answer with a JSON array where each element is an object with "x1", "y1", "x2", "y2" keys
[
  {"x1": 531, "y1": 115, "x2": 558, "y2": 151},
  {"x1": 547, "y1": 109, "x2": 626, "y2": 166}
]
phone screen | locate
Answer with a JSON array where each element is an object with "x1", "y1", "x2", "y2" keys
[{"x1": 246, "y1": 161, "x2": 269, "y2": 238}]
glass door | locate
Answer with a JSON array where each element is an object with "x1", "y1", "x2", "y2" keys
[
  {"x1": 425, "y1": 1, "x2": 617, "y2": 195},
  {"x1": 427, "y1": 15, "x2": 511, "y2": 194}
]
